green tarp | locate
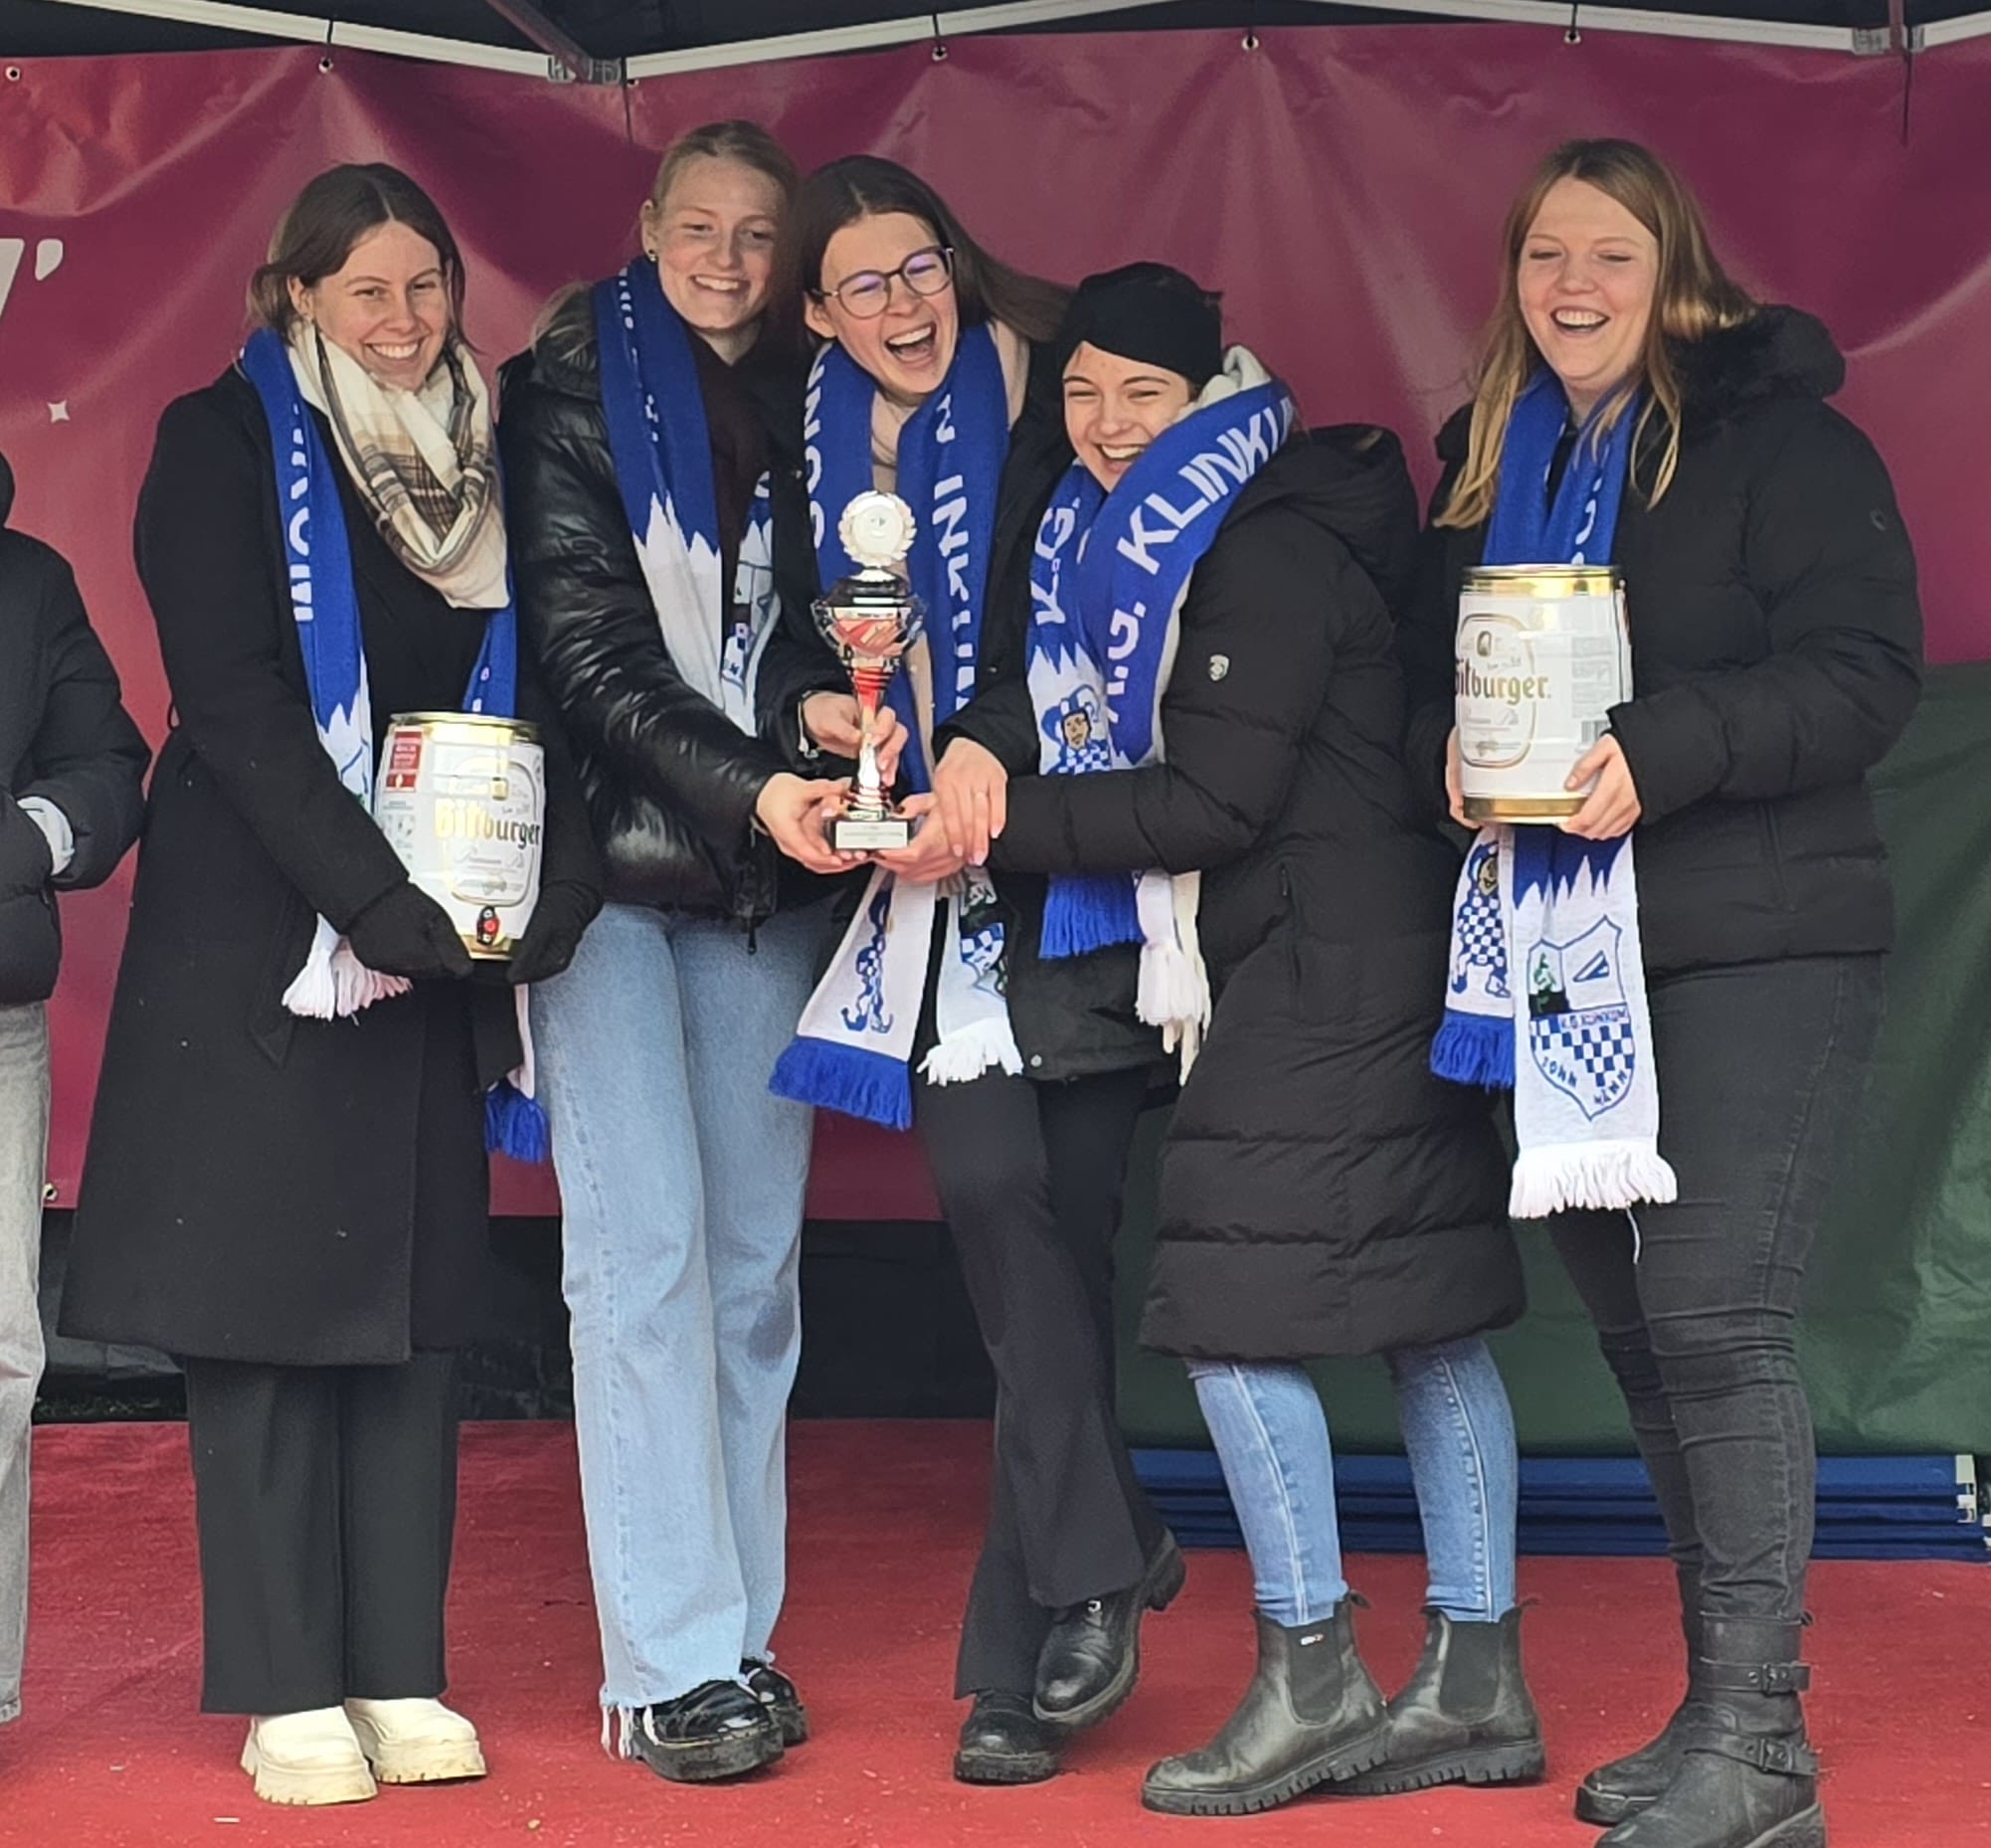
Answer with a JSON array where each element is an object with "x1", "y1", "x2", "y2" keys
[{"x1": 1116, "y1": 662, "x2": 1991, "y2": 1456}]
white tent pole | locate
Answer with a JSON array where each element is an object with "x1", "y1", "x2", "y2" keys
[
  {"x1": 624, "y1": 0, "x2": 1862, "y2": 75},
  {"x1": 1923, "y1": 8, "x2": 1991, "y2": 42},
  {"x1": 19, "y1": 0, "x2": 551, "y2": 74},
  {"x1": 1293, "y1": 0, "x2": 1849, "y2": 49},
  {"x1": 625, "y1": 0, "x2": 1167, "y2": 77}
]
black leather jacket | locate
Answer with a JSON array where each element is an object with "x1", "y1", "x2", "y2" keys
[{"x1": 498, "y1": 298, "x2": 837, "y2": 924}]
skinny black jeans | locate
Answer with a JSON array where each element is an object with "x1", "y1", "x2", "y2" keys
[{"x1": 1550, "y1": 955, "x2": 1885, "y2": 1628}]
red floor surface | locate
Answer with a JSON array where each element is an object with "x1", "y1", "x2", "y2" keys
[{"x1": 4, "y1": 1419, "x2": 1987, "y2": 1848}]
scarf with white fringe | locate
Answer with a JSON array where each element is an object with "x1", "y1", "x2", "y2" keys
[
  {"x1": 1430, "y1": 369, "x2": 1676, "y2": 1216},
  {"x1": 770, "y1": 324, "x2": 1018, "y2": 1129}
]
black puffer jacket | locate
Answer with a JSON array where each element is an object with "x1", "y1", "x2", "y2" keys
[
  {"x1": 499, "y1": 295, "x2": 831, "y2": 924},
  {"x1": 0, "y1": 451, "x2": 150, "y2": 1004},
  {"x1": 992, "y1": 430, "x2": 1518, "y2": 1362},
  {"x1": 1407, "y1": 307, "x2": 1922, "y2": 976}
]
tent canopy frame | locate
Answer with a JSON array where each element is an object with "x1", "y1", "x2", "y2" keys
[{"x1": 19, "y1": 0, "x2": 1990, "y2": 73}]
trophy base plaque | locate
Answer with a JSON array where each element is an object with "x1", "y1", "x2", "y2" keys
[{"x1": 830, "y1": 815, "x2": 913, "y2": 852}]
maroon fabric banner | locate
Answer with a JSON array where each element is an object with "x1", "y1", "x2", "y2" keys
[{"x1": 5, "y1": 27, "x2": 1986, "y2": 1210}]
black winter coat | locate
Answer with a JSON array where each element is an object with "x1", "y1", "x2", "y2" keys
[
  {"x1": 992, "y1": 430, "x2": 1520, "y2": 1362},
  {"x1": 1406, "y1": 308, "x2": 1922, "y2": 976},
  {"x1": 499, "y1": 295, "x2": 834, "y2": 925},
  {"x1": 0, "y1": 453, "x2": 149, "y2": 1004},
  {"x1": 60, "y1": 371, "x2": 599, "y2": 1367},
  {"x1": 876, "y1": 338, "x2": 1162, "y2": 1083}
]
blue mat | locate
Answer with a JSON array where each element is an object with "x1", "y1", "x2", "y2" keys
[{"x1": 1131, "y1": 1451, "x2": 1988, "y2": 1562}]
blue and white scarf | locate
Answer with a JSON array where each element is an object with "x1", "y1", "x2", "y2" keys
[
  {"x1": 593, "y1": 259, "x2": 781, "y2": 727},
  {"x1": 241, "y1": 326, "x2": 547, "y2": 1162},
  {"x1": 770, "y1": 324, "x2": 1019, "y2": 1129},
  {"x1": 1432, "y1": 369, "x2": 1677, "y2": 1216},
  {"x1": 1026, "y1": 347, "x2": 1295, "y2": 1071}
]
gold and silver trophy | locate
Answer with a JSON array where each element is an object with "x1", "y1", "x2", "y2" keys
[{"x1": 813, "y1": 491, "x2": 927, "y2": 851}]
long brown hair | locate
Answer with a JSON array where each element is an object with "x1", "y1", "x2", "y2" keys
[
  {"x1": 249, "y1": 163, "x2": 466, "y2": 339},
  {"x1": 1438, "y1": 138, "x2": 1756, "y2": 529},
  {"x1": 774, "y1": 155, "x2": 1068, "y2": 356}
]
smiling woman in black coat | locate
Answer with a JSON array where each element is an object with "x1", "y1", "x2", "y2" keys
[
  {"x1": 950, "y1": 265, "x2": 1530, "y2": 1818},
  {"x1": 1406, "y1": 140, "x2": 1919, "y2": 1848},
  {"x1": 58, "y1": 165, "x2": 598, "y2": 1808}
]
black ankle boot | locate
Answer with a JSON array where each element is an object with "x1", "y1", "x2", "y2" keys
[
  {"x1": 1141, "y1": 1600, "x2": 1388, "y2": 1817},
  {"x1": 1595, "y1": 1616, "x2": 1823, "y2": 1848},
  {"x1": 1578, "y1": 1567, "x2": 1711, "y2": 1825},
  {"x1": 1338, "y1": 1607, "x2": 1544, "y2": 1794},
  {"x1": 1032, "y1": 1534, "x2": 1186, "y2": 1731},
  {"x1": 954, "y1": 1692, "x2": 1060, "y2": 1785}
]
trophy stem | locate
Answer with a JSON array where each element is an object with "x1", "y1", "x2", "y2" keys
[{"x1": 849, "y1": 663, "x2": 892, "y2": 823}]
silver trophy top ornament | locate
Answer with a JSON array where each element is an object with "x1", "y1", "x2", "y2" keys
[
  {"x1": 839, "y1": 489, "x2": 917, "y2": 572},
  {"x1": 813, "y1": 492, "x2": 927, "y2": 851}
]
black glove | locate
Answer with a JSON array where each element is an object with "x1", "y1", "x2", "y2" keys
[
  {"x1": 344, "y1": 881, "x2": 474, "y2": 981},
  {"x1": 505, "y1": 879, "x2": 601, "y2": 986}
]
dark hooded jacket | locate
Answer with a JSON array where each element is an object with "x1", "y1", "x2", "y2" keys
[
  {"x1": 1406, "y1": 307, "x2": 1922, "y2": 977},
  {"x1": 987, "y1": 428, "x2": 1521, "y2": 1362},
  {"x1": 0, "y1": 451, "x2": 150, "y2": 1004}
]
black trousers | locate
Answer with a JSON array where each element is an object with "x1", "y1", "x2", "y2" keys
[
  {"x1": 1549, "y1": 956, "x2": 1885, "y2": 1628},
  {"x1": 184, "y1": 1353, "x2": 459, "y2": 1714},
  {"x1": 916, "y1": 1062, "x2": 1166, "y2": 1698}
]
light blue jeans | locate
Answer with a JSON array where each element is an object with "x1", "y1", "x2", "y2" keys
[
  {"x1": 1186, "y1": 1338, "x2": 1519, "y2": 1626},
  {"x1": 535, "y1": 899, "x2": 824, "y2": 1714}
]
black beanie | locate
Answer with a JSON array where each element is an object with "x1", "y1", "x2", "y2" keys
[{"x1": 1056, "y1": 262, "x2": 1223, "y2": 391}]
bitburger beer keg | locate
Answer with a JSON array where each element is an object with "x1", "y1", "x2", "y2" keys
[
  {"x1": 374, "y1": 713, "x2": 545, "y2": 959},
  {"x1": 1455, "y1": 565, "x2": 1631, "y2": 824}
]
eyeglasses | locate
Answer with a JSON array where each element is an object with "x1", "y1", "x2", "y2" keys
[{"x1": 815, "y1": 245, "x2": 955, "y2": 319}]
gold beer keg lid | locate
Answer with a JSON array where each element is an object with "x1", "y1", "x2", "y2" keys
[
  {"x1": 1460, "y1": 564, "x2": 1624, "y2": 600},
  {"x1": 387, "y1": 711, "x2": 542, "y2": 745}
]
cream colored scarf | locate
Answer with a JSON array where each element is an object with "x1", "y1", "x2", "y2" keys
[{"x1": 286, "y1": 326, "x2": 510, "y2": 611}]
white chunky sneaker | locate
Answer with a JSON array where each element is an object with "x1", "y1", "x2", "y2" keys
[
  {"x1": 240, "y1": 1707, "x2": 379, "y2": 1806},
  {"x1": 344, "y1": 1697, "x2": 489, "y2": 1784}
]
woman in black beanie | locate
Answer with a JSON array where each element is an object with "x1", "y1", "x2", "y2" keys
[{"x1": 939, "y1": 263, "x2": 1537, "y2": 1817}]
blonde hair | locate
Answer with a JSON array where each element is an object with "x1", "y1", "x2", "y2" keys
[
  {"x1": 1438, "y1": 138, "x2": 1756, "y2": 530},
  {"x1": 532, "y1": 119, "x2": 799, "y2": 361},
  {"x1": 639, "y1": 117, "x2": 799, "y2": 227}
]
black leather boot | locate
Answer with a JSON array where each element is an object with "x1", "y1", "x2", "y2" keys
[
  {"x1": 1338, "y1": 1606, "x2": 1544, "y2": 1794},
  {"x1": 1577, "y1": 1568, "x2": 1711, "y2": 1825},
  {"x1": 1595, "y1": 1616, "x2": 1823, "y2": 1848},
  {"x1": 1032, "y1": 1533, "x2": 1186, "y2": 1731},
  {"x1": 1141, "y1": 1601, "x2": 1388, "y2": 1817},
  {"x1": 954, "y1": 1692, "x2": 1061, "y2": 1785}
]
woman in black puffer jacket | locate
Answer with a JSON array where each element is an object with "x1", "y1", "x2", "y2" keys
[
  {"x1": 497, "y1": 120, "x2": 854, "y2": 1786},
  {"x1": 963, "y1": 265, "x2": 1529, "y2": 1819},
  {"x1": 1406, "y1": 140, "x2": 1920, "y2": 1848}
]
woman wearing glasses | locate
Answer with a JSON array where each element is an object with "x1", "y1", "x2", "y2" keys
[{"x1": 771, "y1": 156, "x2": 1179, "y2": 1785}]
